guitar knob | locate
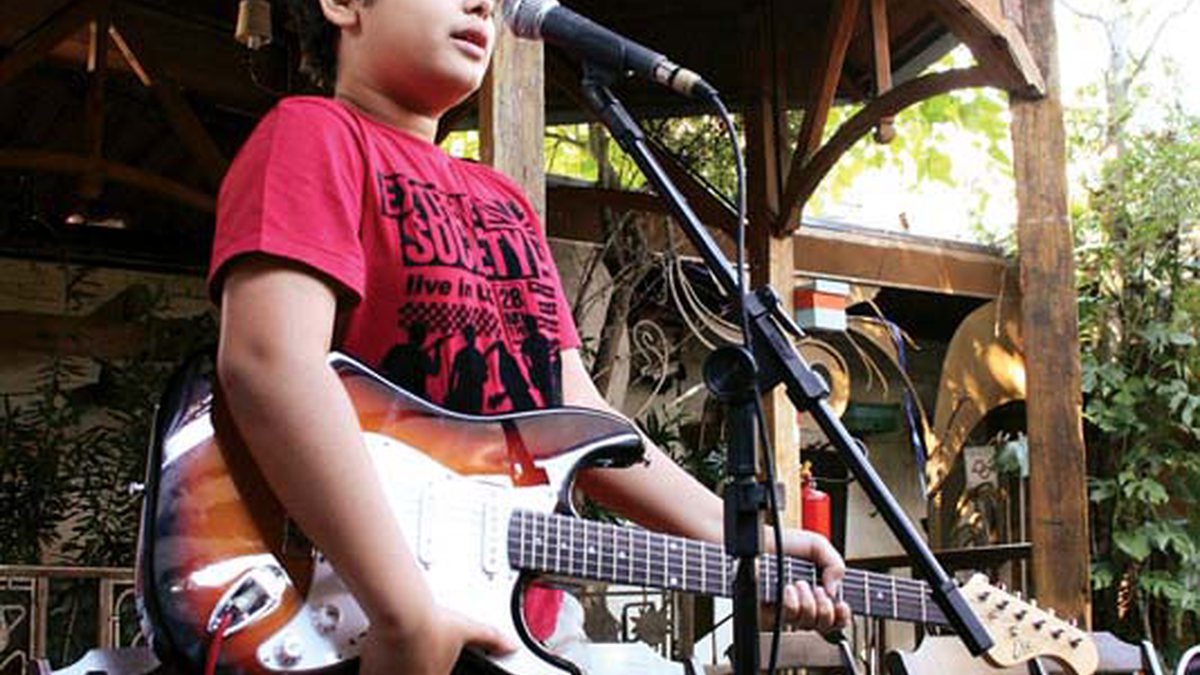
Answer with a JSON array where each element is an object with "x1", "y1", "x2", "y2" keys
[
  {"x1": 276, "y1": 634, "x2": 304, "y2": 666},
  {"x1": 314, "y1": 604, "x2": 342, "y2": 635}
]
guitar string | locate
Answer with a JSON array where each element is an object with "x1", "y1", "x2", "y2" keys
[
  {"x1": 506, "y1": 512, "x2": 947, "y2": 622},
  {"x1": 509, "y1": 510, "x2": 937, "y2": 602},
  {"x1": 396, "y1": 502, "x2": 956, "y2": 624}
]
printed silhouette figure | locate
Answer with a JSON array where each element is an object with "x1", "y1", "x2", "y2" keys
[
  {"x1": 520, "y1": 314, "x2": 561, "y2": 406},
  {"x1": 381, "y1": 322, "x2": 445, "y2": 398},
  {"x1": 446, "y1": 324, "x2": 487, "y2": 413},
  {"x1": 485, "y1": 340, "x2": 535, "y2": 411}
]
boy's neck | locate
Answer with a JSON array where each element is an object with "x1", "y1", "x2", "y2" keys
[{"x1": 334, "y1": 85, "x2": 440, "y2": 143}]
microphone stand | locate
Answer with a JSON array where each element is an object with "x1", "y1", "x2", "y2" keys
[{"x1": 575, "y1": 61, "x2": 995, "y2": 675}]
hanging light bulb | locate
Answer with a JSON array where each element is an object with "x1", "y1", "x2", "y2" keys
[{"x1": 235, "y1": 0, "x2": 272, "y2": 50}]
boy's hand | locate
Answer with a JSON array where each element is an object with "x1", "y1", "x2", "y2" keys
[
  {"x1": 359, "y1": 608, "x2": 516, "y2": 675},
  {"x1": 768, "y1": 528, "x2": 853, "y2": 634}
]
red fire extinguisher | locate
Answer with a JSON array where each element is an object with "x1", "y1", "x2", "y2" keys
[{"x1": 801, "y1": 463, "x2": 832, "y2": 541}]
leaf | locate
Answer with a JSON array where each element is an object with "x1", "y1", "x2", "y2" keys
[{"x1": 1114, "y1": 529, "x2": 1152, "y2": 562}]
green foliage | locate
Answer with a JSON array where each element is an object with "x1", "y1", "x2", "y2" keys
[
  {"x1": 1077, "y1": 114, "x2": 1200, "y2": 655},
  {"x1": 0, "y1": 268, "x2": 214, "y2": 666}
]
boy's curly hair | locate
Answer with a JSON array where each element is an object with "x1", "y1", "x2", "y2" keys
[{"x1": 281, "y1": 0, "x2": 373, "y2": 90}]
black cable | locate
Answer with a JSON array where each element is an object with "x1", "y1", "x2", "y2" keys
[{"x1": 706, "y1": 92, "x2": 785, "y2": 675}]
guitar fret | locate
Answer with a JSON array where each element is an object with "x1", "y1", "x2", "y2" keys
[
  {"x1": 891, "y1": 576, "x2": 898, "y2": 620},
  {"x1": 680, "y1": 538, "x2": 686, "y2": 590},
  {"x1": 519, "y1": 513, "x2": 527, "y2": 569},
  {"x1": 864, "y1": 573, "x2": 872, "y2": 616},
  {"x1": 543, "y1": 513, "x2": 552, "y2": 573}
]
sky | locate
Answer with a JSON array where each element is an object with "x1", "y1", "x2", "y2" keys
[{"x1": 808, "y1": 0, "x2": 1200, "y2": 245}]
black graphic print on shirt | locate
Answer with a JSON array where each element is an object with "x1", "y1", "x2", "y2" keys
[{"x1": 377, "y1": 171, "x2": 565, "y2": 413}]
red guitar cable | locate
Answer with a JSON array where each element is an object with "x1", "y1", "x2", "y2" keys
[{"x1": 205, "y1": 611, "x2": 234, "y2": 675}]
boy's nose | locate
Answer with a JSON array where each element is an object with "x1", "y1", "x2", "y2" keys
[{"x1": 466, "y1": 0, "x2": 496, "y2": 19}]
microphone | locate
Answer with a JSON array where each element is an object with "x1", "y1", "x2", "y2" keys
[{"x1": 501, "y1": 0, "x2": 716, "y2": 99}]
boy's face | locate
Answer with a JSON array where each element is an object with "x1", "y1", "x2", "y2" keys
[{"x1": 348, "y1": 0, "x2": 497, "y2": 115}]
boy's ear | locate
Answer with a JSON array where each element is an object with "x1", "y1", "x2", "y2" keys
[{"x1": 318, "y1": 0, "x2": 360, "y2": 29}]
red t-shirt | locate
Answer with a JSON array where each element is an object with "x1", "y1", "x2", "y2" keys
[
  {"x1": 210, "y1": 96, "x2": 580, "y2": 413},
  {"x1": 209, "y1": 96, "x2": 575, "y2": 638}
]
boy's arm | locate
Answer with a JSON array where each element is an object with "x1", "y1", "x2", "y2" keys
[
  {"x1": 561, "y1": 348, "x2": 851, "y2": 632},
  {"x1": 216, "y1": 258, "x2": 512, "y2": 675}
]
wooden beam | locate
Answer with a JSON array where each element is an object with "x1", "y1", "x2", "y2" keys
[
  {"x1": 1009, "y1": 0, "x2": 1090, "y2": 625},
  {"x1": 794, "y1": 0, "x2": 861, "y2": 163},
  {"x1": 792, "y1": 221, "x2": 1011, "y2": 298},
  {"x1": 544, "y1": 185, "x2": 1010, "y2": 299},
  {"x1": 743, "y1": 0, "x2": 802, "y2": 528},
  {"x1": 0, "y1": 0, "x2": 102, "y2": 88},
  {"x1": 0, "y1": 150, "x2": 215, "y2": 211},
  {"x1": 927, "y1": 0, "x2": 1045, "y2": 98},
  {"x1": 480, "y1": 30, "x2": 545, "y2": 218},
  {"x1": 79, "y1": 7, "x2": 110, "y2": 199},
  {"x1": 869, "y1": 0, "x2": 896, "y2": 143},
  {"x1": 776, "y1": 0, "x2": 861, "y2": 235},
  {"x1": 108, "y1": 16, "x2": 229, "y2": 189},
  {"x1": 781, "y1": 67, "x2": 992, "y2": 218}
]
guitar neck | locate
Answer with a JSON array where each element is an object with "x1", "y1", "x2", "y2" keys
[{"x1": 507, "y1": 511, "x2": 948, "y2": 626}]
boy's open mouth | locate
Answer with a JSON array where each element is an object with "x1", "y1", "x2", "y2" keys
[{"x1": 451, "y1": 26, "x2": 490, "y2": 55}]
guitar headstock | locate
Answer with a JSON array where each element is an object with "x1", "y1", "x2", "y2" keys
[{"x1": 961, "y1": 574, "x2": 1098, "y2": 675}]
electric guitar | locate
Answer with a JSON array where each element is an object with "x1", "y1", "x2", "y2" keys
[{"x1": 136, "y1": 353, "x2": 1098, "y2": 675}]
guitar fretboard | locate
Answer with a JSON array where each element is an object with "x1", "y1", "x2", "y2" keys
[{"x1": 507, "y1": 511, "x2": 948, "y2": 626}]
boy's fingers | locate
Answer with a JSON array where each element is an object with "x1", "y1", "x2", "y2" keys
[
  {"x1": 813, "y1": 587, "x2": 836, "y2": 634},
  {"x1": 793, "y1": 581, "x2": 817, "y2": 627}
]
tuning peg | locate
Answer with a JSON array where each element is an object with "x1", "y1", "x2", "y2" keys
[
  {"x1": 996, "y1": 599, "x2": 1011, "y2": 610},
  {"x1": 1015, "y1": 591, "x2": 1023, "y2": 600},
  {"x1": 1068, "y1": 618, "x2": 1078, "y2": 628},
  {"x1": 1029, "y1": 598, "x2": 1039, "y2": 608},
  {"x1": 998, "y1": 582, "x2": 1008, "y2": 592},
  {"x1": 1051, "y1": 628, "x2": 1065, "y2": 640},
  {"x1": 1032, "y1": 619, "x2": 1046, "y2": 631},
  {"x1": 1047, "y1": 608, "x2": 1057, "y2": 617},
  {"x1": 1015, "y1": 609, "x2": 1029, "y2": 620},
  {"x1": 1069, "y1": 637, "x2": 1084, "y2": 649},
  {"x1": 977, "y1": 590, "x2": 991, "y2": 601}
]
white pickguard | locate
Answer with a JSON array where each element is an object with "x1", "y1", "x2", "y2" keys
[{"x1": 256, "y1": 432, "x2": 582, "y2": 675}]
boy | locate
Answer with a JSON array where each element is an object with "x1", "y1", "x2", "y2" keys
[{"x1": 209, "y1": 0, "x2": 851, "y2": 673}]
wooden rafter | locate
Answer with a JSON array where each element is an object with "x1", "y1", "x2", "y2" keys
[
  {"x1": 110, "y1": 12, "x2": 228, "y2": 190},
  {"x1": 80, "y1": 6, "x2": 110, "y2": 199},
  {"x1": 0, "y1": 150, "x2": 215, "y2": 212},
  {"x1": 788, "y1": 0, "x2": 862, "y2": 187},
  {"x1": 927, "y1": 0, "x2": 1044, "y2": 98},
  {"x1": 869, "y1": 0, "x2": 896, "y2": 143},
  {"x1": 775, "y1": 0, "x2": 861, "y2": 235},
  {"x1": 0, "y1": 0, "x2": 105, "y2": 88},
  {"x1": 778, "y1": 66, "x2": 992, "y2": 227}
]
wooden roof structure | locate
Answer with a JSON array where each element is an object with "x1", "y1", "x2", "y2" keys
[
  {"x1": 0, "y1": 0, "x2": 1090, "y2": 625},
  {"x1": 0, "y1": 0, "x2": 1041, "y2": 268}
]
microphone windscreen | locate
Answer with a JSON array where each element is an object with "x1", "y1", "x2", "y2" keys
[{"x1": 502, "y1": 0, "x2": 559, "y2": 39}]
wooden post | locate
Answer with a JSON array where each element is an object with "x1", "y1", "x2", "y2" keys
[
  {"x1": 743, "y1": 0, "x2": 801, "y2": 528},
  {"x1": 480, "y1": 30, "x2": 545, "y2": 219},
  {"x1": 1009, "y1": 0, "x2": 1091, "y2": 624}
]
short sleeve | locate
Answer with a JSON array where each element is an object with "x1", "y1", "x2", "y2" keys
[{"x1": 208, "y1": 98, "x2": 367, "y2": 303}]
